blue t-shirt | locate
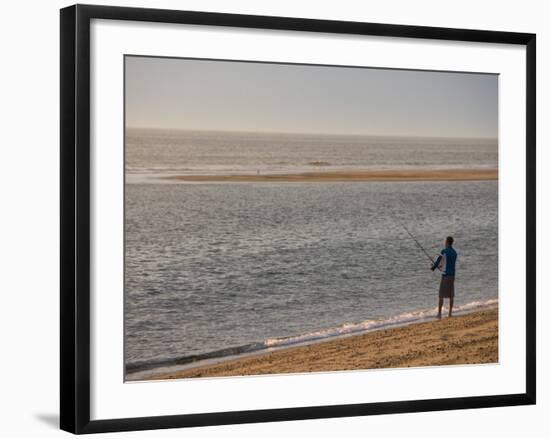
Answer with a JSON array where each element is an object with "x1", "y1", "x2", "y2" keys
[{"x1": 433, "y1": 246, "x2": 457, "y2": 276}]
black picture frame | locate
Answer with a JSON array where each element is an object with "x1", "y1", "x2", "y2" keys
[{"x1": 60, "y1": 4, "x2": 536, "y2": 434}]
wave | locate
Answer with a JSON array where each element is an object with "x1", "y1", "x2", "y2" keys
[
  {"x1": 308, "y1": 161, "x2": 331, "y2": 166},
  {"x1": 125, "y1": 298, "x2": 497, "y2": 379},
  {"x1": 264, "y1": 298, "x2": 497, "y2": 348}
]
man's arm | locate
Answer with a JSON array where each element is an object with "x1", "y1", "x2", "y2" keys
[{"x1": 431, "y1": 254, "x2": 442, "y2": 271}]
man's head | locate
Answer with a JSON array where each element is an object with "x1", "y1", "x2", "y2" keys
[{"x1": 446, "y1": 236, "x2": 454, "y2": 246}]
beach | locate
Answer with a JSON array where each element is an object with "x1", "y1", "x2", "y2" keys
[
  {"x1": 144, "y1": 307, "x2": 498, "y2": 380},
  {"x1": 164, "y1": 168, "x2": 497, "y2": 183},
  {"x1": 125, "y1": 130, "x2": 499, "y2": 381}
]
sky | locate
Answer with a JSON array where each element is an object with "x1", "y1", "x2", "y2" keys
[{"x1": 125, "y1": 56, "x2": 498, "y2": 138}]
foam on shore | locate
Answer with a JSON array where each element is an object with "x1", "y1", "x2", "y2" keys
[{"x1": 126, "y1": 298, "x2": 497, "y2": 381}]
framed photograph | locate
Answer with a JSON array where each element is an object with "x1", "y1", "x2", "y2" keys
[{"x1": 60, "y1": 4, "x2": 536, "y2": 434}]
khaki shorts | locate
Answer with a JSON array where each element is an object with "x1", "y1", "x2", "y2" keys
[{"x1": 439, "y1": 275, "x2": 455, "y2": 298}]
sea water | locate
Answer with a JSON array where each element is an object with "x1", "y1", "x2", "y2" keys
[{"x1": 124, "y1": 129, "x2": 498, "y2": 378}]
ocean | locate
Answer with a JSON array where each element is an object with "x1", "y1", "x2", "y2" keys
[{"x1": 124, "y1": 129, "x2": 498, "y2": 379}]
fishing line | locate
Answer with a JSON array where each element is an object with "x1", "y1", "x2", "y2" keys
[
  {"x1": 351, "y1": 200, "x2": 440, "y2": 271},
  {"x1": 391, "y1": 212, "x2": 441, "y2": 271}
]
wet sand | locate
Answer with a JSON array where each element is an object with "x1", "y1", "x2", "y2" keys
[
  {"x1": 147, "y1": 307, "x2": 498, "y2": 380},
  {"x1": 165, "y1": 168, "x2": 497, "y2": 183}
]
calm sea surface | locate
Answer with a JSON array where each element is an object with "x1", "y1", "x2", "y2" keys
[{"x1": 125, "y1": 130, "x2": 498, "y2": 376}]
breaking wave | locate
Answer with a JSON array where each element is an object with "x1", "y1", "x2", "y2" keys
[{"x1": 126, "y1": 298, "x2": 497, "y2": 378}]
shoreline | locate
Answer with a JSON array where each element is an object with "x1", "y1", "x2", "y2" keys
[
  {"x1": 164, "y1": 168, "x2": 497, "y2": 183},
  {"x1": 132, "y1": 306, "x2": 498, "y2": 381}
]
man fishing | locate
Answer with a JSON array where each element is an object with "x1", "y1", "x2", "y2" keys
[
  {"x1": 431, "y1": 236, "x2": 458, "y2": 319},
  {"x1": 392, "y1": 216, "x2": 458, "y2": 319}
]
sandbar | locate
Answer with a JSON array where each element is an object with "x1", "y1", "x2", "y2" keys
[{"x1": 165, "y1": 168, "x2": 497, "y2": 183}]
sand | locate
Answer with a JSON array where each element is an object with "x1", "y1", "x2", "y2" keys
[
  {"x1": 165, "y1": 168, "x2": 497, "y2": 183},
  {"x1": 148, "y1": 307, "x2": 498, "y2": 380}
]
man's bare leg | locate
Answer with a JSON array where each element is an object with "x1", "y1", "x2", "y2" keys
[
  {"x1": 437, "y1": 298, "x2": 443, "y2": 319},
  {"x1": 448, "y1": 297, "x2": 454, "y2": 317}
]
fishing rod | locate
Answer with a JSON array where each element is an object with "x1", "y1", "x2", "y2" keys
[{"x1": 392, "y1": 214, "x2": 441, "y2": 271}]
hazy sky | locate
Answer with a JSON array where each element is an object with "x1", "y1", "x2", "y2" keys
[{"x1": 125, "y1": 56, "x2": 498, "y2": 138}]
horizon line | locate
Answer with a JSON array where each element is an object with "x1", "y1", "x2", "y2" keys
[{"x1": 125, "y1": 126, "x2": 498, "y2": 141}]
